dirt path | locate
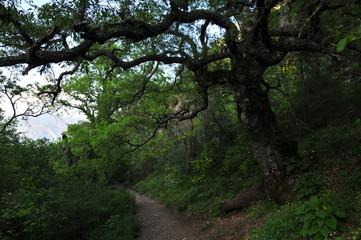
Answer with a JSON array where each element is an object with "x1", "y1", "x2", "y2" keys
[
  {"x1": 126, "y1": 188, "x2": 258, "y2": 240},
  {"x1": 129, "y1": 190, "x2": 201, "y2": 240}
]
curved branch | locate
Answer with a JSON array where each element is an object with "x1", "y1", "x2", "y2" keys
[
  {"x1": 119, "y1": 67, "x2": 232, "y2": 156},
  {"x1": 74, "y1": 9, "x2": 236, "y2": 43},
  {"x1": 1, "y1": 83, "x2": 49, "y2": 133},
  {"x1": 38, "y1": 62, "x2": 82, "y2": 105},
  {"x1": 85, "y1": 50, "x2": 187, "y2": 69},
  {"x1": 271, "y1": 37, "x2": 328, "y2": 52},
  {"x1": 0, "y1": 40, "x2": 94, "y2": 71},
  {"x1": 200, "y1": 20, "x2": 210, "y2": 54},
  {"x1": 166, "y1": 30, "x2": 199, "y2": 57},
  {"x1": 117, "y1": 62, "x2": 160, "y2": 107}
]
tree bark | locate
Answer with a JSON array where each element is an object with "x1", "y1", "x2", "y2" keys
[{"x1": 229, "y1": 56, "x2": 299, "y2": 203}]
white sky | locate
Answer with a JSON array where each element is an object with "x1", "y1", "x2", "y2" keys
[{"x1": 0, "y1": 0, "x2": 86, "y2": 139}]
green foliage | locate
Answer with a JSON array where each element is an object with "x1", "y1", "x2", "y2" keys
[
  {"x1": 88, "y1": 213, "x2": 138, "y2": 240},
  {"x1": 135, "y1": 172, "x2": 251, "y2": 217},
  {"x1": 0, "y1": 128, "x2": 138, "y2": 240},
  {"x1": 250, "y1": 195, "x2": 349, "y2": 240},
  {"x1": 337, "y1": 37, "x2": 348, "y2": 52},
  {"x1": 299, "y1": 118, "x2": 361, "y2": 163},
  {"x1": 335, "y1": 24, "x2": 361, "y2": 52},
  {"x1": 294, "y1": 173, "x2": 326, "y2": 200},
  {"x1": 221, "y1": 132, "x2": 253, "y2": 175},
  {"x1": 0, "y1": 1, "x2": 360, "y2": 240},
  {"x1": 247, "y1": 200, "x2": 279, "y2": 219},
  {"x1": 295, "y1": 196, "x2": 347, "y2": 239},
  {"x1": 1, "y1": 173, "x2": 138, "y2": 240},
  {"x1": 283, "y1": 157, "x2": 309, "y2": 175},
  {"x1": 249, "y1": 204, "x2": 301, "y2": 240},
  {"x1": 190, "y1": 143, "x2": 216, "y2": 183}
]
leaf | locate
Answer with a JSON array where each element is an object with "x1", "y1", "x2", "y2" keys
[
  {"x1": 310, "y1": 196, "x2": 318, "y2": 203},
  {"x1": 316, "y1": 210, "x2": 326, "y2": 219},
  {"x1": 304, "y1": 188, "x2": 310, "y2": 195},
  {"x1": 335, "y1": 210, "x2": 347, "y2": 218},
  {"x1": 325, "y1": 216, "x2": 337, "y2": 229},
  {"x1": 286, "y1": 165, "x2": 295, "y2": 173},
  {"x1": 300, "y1": 226, "x2": 308, "y2": 237},
  {"x1": 295, "y1": 205, "x2": 306, "y2": 215},
  {"x1": 308, "y1": 196, "x2": 318, "y2": 210},
  {"x1": 337, "y1": 37, "x2": 348, "y2": 52},
  {"x1": 309, "y1": 225, "x2": 319, "y2": 235},
  {"x1": 335, "y1": 30, "x2": 342, "y2": 41},
  {"x1": 321, "y1": 226, "x2": 331, "y2": 237},
  {"x1": 317, "y1": 218, "x2": 324, "y2": 228},
  {"x1": 305, "y1": 213, "x2": 316, "y2": 221}
]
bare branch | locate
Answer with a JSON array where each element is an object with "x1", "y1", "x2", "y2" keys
[
  {"x1": 38, "y1": 62, "x2": 82, "y2": 105},
  {"x1": 0, "y1": 82, "x2": 49, "y2": 133},
  {"x1": 200, "y1": 20, "x2": 210, "y2": 54}
]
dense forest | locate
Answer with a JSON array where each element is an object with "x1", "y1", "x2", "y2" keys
[{"x1": 1, "y1": 0, "x2": 360, "y2": 239}]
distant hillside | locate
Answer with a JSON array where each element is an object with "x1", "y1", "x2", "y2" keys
[{"x1": 17, "y1": 114, "x2": 82, "y2": 141}]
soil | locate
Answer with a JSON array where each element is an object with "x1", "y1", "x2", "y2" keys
[
  {"x1": 130, "y1": 190, "x2": 200, "y2": 240},
  {"x1": 129, "y1": 190, "x2": 262, "y2": 240}
]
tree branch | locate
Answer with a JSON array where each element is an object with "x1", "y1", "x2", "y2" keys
[
  {"x1": 166, "y1": 30, "x2": 199, "y2": 57},
  {"x1": 74, "y1": 9, "x2": 236, "y2": 43},
  {"x1": 37, "y1": 62, "x2": 82, "y2": 105},
  {"x1": 1, "y1": 82, "x2": 49, "y2": 133},
  {"x1": 0, "y1": 4, "x2": 34, "y2": 45}
]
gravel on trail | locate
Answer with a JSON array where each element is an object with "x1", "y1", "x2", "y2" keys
[{"x1": 129, "y1": 190, "x2": 201, "y2": 240}]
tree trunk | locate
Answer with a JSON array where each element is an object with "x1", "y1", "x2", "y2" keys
[
  {"x1": 220, "y1": 185, "x2": 265, "y2": 211},
  {"x1": 230, "y1": 57, "x2": 299, "y2": 203}
]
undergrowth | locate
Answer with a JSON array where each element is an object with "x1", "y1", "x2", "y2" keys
[
  {"x1": 248, "y1": 120, "x2": 361, "y2": 240},
  {"x1": 135, "y1": 120, "x2": 361, "y2": 240},
  {"x1": 135, "y1": 172, "x2": 261, "y2": 217}
]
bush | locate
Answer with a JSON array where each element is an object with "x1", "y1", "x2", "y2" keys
[
  {"x1": 295, "y1": 196, "x2": 346, "y2": 239},
  {"x1": 294, "y1": 173, "x2": 326, "y2": 200},
  {"x1": 0, "y1": 139, "x2": 138, "y2": 240},
  {"x1": 135, "y1": 171, "x2": 256, "y2": 217}
]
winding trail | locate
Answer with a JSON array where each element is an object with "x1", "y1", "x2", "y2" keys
[{"x1": 129, "y1": 190, "x2": 201, "y2": 240}]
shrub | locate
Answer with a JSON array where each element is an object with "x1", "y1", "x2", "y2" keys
[
  {"x1": 0, "y1": 139, "x2": 138, "y2": 240},
  {"x1": 295, "y1": 196, "x2": 346, "y2": 239},
  {"x1": 283, "y1": 157, "x2": 309, "y2": 175},
  {"x1": 294, "y1": 173, "x2": 326, "y2": 200}
]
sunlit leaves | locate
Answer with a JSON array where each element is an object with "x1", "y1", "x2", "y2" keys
[
  {"x1": 37, "y1": 0, "x2": 76, "y2": 30},
  {"x1": 337, "y1": 37, "x2": 348, "y2": 52},
  {"x1": 336, "y1": 25, "x2": 361, "y2": 52}
]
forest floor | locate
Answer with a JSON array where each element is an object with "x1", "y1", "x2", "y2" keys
[{"x1": 130, "y1": 190, "x2": 262, "y2": 240}]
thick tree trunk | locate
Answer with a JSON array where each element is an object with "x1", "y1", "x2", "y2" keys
[{"x1": 230, "y1": 57, "x2": 299, "y2": 203}]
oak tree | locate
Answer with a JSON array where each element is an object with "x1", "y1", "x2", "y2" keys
[{"x1": 1, "y1": 0, "x2": 360, "y2": 202}]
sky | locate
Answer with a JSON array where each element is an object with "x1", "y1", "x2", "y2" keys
[
  {"x1": 0, "y1": 0, "x2": 86, "y2": 140},
  {"x1": 0, "y1": 67, "x2": 85, "y2": 140}
]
